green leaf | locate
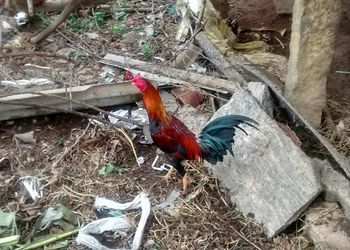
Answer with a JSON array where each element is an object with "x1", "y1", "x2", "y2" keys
[
  {"x1": 19, "y1": 228, "x2": 79, "y2": 250},
  {"x1": 67, "y1": 13, "x2": 87, "y2": 33},
  {"x1": 0, "y1": 235, "x2": 20, "y2": 247},
  {"x1": 112, "y1": 21, "x2": 127, "y2": 37},
  {"x1": 91, "y1": 11, "x2": 107, "y2": 25},
  {"x1": 0, "y1": 211, "x2": 17, "y2": 238},
  {"x1": 140, "y1": 42, "x2": 152, "y2": 60},
  {"x1": 38, "y1": 204, "x2": 80, "y2": 232},
  {"x1": 98, "y1": 162, "x2": 119, "y2": 176}
]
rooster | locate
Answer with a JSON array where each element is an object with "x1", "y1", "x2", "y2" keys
[{"x1": 131, "y1": 73, "x2": 258, "y2": 193}]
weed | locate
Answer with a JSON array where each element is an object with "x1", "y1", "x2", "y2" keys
[
  {"x1": 112, "y1": 21, "x2": 126, "y2": 37},
  {"x1": 67, "y1": 13, "x2": 86, "y2": 32},
  {"x1": 72, "y1": 50, "x2": 86, "y2": 59},
  {"x1": 91, "y1": 11, "x2": 107, "y2": 26},
  {"x1": 98, "y1": 162, "x2": 121, "y2": 176},
  {"x1": 57, "y1": 138, "x2": 65, "y2": 147},
  {"x1": 140, "y1": 42, "x2": 152, "y2": 59},
  {"x1": 35, "y1": 11, "x2": 52, "y2": 27}
]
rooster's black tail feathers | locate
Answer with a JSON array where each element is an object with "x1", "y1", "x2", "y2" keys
[{"x1": 199, "y1": 115, "x2": 258, "y2": 164}]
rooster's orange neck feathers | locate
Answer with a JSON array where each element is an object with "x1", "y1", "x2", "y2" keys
[{"x1": 142, "y1": 82, "x2": 169, "y2": 122}]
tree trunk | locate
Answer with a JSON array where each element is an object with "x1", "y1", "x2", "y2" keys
[{"x1": 285, "y1": 0, "x2": 342, "y2": 128}]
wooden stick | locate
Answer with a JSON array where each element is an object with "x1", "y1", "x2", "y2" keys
[
  {"x1": 30, "y1": 0, "x2": 77, "y2": 44},
  {"x1": 101, "y1": 53, "x2": 239, "y2": 93},
  {"x1": 0, "y1": 100, "x2": 110, "y2": 125},
  {"x1": 0, "y1": 51, "x2": 69, "y2": 61},
  {"x1": 27, "y1": 0, "x2": 34, "y2": 17}
]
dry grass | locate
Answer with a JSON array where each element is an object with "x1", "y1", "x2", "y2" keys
[
  {"x1": 320, "y1": 99, "x2": 350, "y2": 157},
  {"x1": 0, "y1": 116, "x2": 272, "y2": 249}
]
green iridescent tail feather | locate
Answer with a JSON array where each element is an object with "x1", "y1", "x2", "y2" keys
[{"x1": 199, "y1": 115, "x2": 259, "y2": 164}]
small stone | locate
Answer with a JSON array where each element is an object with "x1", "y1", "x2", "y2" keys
[
  {"x1": 137, "y1": 157, "x2": 145, "y2": 165},
  {"x1": 143, "y1": 239, "x2": 155, "y2": 248},
  {"x1": 171, "y1": 88, "x2": 204, "y2": 107},
  {"x1": 56, "y1": 47, "x2": 76, "y2": 57},
  {"x1": 110, "y1": 42, "x2": 121, "y2": 48},
  {"x1": 86, "y1": 32, "x2": 100, "y2": 40},
  {"x1": 125, "y1": 18, "x2": 135, "y2": 26}
]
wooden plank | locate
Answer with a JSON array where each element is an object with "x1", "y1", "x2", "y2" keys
[
  {"x1": 100, "y1": 53, "x2": 240, "y2": 93},
  {"x1": 0, "y1": 82, "x2": 142, "y2": 121}
]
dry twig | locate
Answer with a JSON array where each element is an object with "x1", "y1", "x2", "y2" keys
[
  {"x1": 30, "y1": 0, "x2": 77, "y2": 44},
  {"x1": 0, "y1": 51, "x2": 70, "y2": 61}
]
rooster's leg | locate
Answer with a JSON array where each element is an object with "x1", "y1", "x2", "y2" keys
[
  {"x1": 175, "y1": 164, "x2": 189, "y2": 194},
  {"x1": 162, "y1": 166, "x2": 174, "y2": 184},
  {"x1": 182, "y1": 175, "x2": 189, "y2": 194}
]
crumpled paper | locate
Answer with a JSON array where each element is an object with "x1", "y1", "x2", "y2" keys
[{"x1": 76, "y1": 192, "x2": 150, "y2": 250}]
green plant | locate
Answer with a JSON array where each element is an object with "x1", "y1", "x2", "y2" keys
[
  {"x1": 140, "y1": 42, "x2": 152, "y2": 59},
  {"x1": 98, "y1": 162, "x2": 121, "y2": 176},
  {"x1": 67, "y1": 13, "x2": 86, "y2": 32},
  {"x1": 35, "y1": 11, "x2": 52, "y2": 27},
  {"x1": 72, "y1": 50, "x2": 86, "y2": 59},
  {"x1": 91, "y1": 11, "x2": 107, "y2": 26},
  {"x1": 57, "y1": 138, "x2": 65, "y2": 146},
  {"x1": 111, "y1": 21, "x2": 126, "y2": 37}
]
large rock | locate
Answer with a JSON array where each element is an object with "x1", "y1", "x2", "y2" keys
[
  {"x1": 314, "y1": 159, "x2": 350, "y2": 220},
  {"x1": 285, "y1": 0, "x2": 342, "y2": 128},
  {"x1": 246, "y1": 82, "x2": 274, "y2": 118},
  {"x1": 305, "y1": 202, "x2": 350, "y2": 250},
  {"x1": 206, "y1": 89, "x2": 322, "y2": 237}
]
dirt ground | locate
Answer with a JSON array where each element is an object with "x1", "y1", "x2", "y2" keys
[
  {"x1": 0, "y1": 0, "x2": 349, "y2": 249},
  {"x1": 0, "y1": 114, "x2": 274, "y2": 249}
]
